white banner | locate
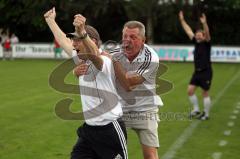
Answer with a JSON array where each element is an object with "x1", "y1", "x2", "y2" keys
[
  {"x1": 152, "y1": 45, "x2": 240, "y2": 63},
  {"x1": 12, "y1": 43, "x2": 69, "y2": 59},
  {"x1": 0, "y1": 43, "x2": 239, "y2": 63},
  {"x1": 211, "y1": 46, "x2": 240, "y2": 62},
  {"x1": 152, "y1": 45, "x2": 194, "y2": 62}
]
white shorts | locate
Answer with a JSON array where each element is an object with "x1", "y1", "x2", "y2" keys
[{"x1": 122, "y1": 108, "x2": 160, "y2": 147}]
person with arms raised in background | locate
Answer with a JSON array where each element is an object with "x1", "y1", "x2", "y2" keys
[{"x1": 179, "y1": 11, "x2": 212, "y2": 120}]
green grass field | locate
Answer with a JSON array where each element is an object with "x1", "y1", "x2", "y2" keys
[{"x1": 0, "y1": 59, "x2": 239, "y2": 159}]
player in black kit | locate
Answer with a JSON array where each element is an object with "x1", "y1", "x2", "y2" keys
[{"x1": 179, "y1": 10, "x2": 212, "y2": 120}]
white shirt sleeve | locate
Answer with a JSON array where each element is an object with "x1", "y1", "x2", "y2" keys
[
  {"x1": 141, "y1": 59, "x2": 159, "y2": 83},
  {"x1": 71, "y1": 50, "x2": 83, "y2": 65},
  {"x1": 100, "y1": 55, "x2": 113, "y2": 76},
  {"x1": 136, "y1": 51, "x2": 159, "y2": 83}
]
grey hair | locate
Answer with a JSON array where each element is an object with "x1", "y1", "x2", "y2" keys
[{"x1": 123, "y1": 21, "x2": 145, "y2": 38}]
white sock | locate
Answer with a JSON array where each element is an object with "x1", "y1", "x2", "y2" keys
[
  {"x1": 203, "y1": 96, "x2": 211, "y2": 117},
  {"x1": 189, "y1": 94, "x2": 199, "y2": 112}
]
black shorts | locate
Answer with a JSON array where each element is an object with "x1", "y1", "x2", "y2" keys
[
  {"x1": 71, "y1": 119, "x2": 128, "y2": 159},
  {"x1": 190, "y1": 68, "x2": 213, "y2": 91}
]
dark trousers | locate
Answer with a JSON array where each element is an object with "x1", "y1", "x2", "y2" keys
[{"x1": 71, "y1": 119, "x2": 128, "y2": 159}]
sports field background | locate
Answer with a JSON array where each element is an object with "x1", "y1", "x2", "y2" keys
[{"x1": 0, "y1": 59, "x2": 239, "y2": 159}]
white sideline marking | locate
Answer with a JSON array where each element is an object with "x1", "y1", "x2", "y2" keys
[
  {"x1": 233, "y1": 110, "x2": 239, "y2": 114},
  {"x1": 161, "y1": 71, "x2": 240, "y2": 159},
  {"x1": 227, "y1": 121, "x2": 235, "y2": 127},
  {"x1": 219, "y1": 140, "x2": 228, "y2": 147},
  {"x1": 223, "y1": 130, "x2": 231, "y2": 136},
  {"x1": 229, "y1": 115, "x2": 237, "y2": 120},
  {"x1": 212, "y1": 152, "x2": 222, "y2": 159}
]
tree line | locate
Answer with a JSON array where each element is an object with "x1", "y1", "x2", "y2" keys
[{"x1": 0, "y1": 0, "x2": 239, "y2": 45}]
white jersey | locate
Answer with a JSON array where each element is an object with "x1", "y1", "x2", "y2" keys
[
  {"x1": 72, "y1": 51, "x2": 123, "y2": 125},
  {"x1": 111, "y1": 44, "x2": 163, "y2": 112}
]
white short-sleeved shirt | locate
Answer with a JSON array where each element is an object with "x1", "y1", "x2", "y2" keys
[
  {"x1": 72, "y1": 51, "x2": 123, "y2": 125},
  {"x1": 111, "y1": 44, "x2": 163, "y2": 112}
]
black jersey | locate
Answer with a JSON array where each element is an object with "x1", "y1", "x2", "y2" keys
[{"x1": 192, "y1": 37, "x2": 211, "y2": 71}]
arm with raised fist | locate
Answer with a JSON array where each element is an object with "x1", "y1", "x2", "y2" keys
[
  {"x1": 44, "y1": 7, "x2": 73, "y2": 56},
  {"x1": 73, "y1": 14, "x2": 103, "y2": 70},
  {"x1": 179, "y1": 11, "x2": 194, "y2": 40},
  {"x1": 200, "y1": 13, "x2": 211, "y2": 41}
]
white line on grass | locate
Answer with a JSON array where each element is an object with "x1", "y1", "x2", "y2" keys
[
  {"x1": 227, "y1": 121, "x2": 235, "y2": 127},
  {"x1": 233, "y1": 110, "x2": 239, "y2": 114},
  {"x1": 218, "y1": 140, "x2": 228, "y2": 147},
  {"x1": 171, "y1": 76, "x2": 189, "y2": 89},
  {"x1": 223, "y1": 130, "x2": 231, "y2": 136},
  {"x1": 212, "y1": 152, "x2": 222, "y2": 159},
  {"x1": 229, "y1": 115, "x2": 237, "y2": 120},
  {"x1": 161, "y1": 71, "x2": 240, "y2": 159}
]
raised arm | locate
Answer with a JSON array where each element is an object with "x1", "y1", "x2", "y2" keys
[
  {"x1": 73, "y1": 14, "x2": 103, "y2": 70},
  {"x1": 200, "y1": 13, "x2": 211, "y2": 41},
  {"x1": 112, "y1": 55, "x2": 144, "y2": 91},
  {"x1": 44, "y1": 7, "x2": 73, "y2": 56},
  {"x1": 73, "y1": 14, "x2": 100, "y2": 57},
  {"x1": 179, "y1": 11, "x2": 194, "y2": 40}
]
